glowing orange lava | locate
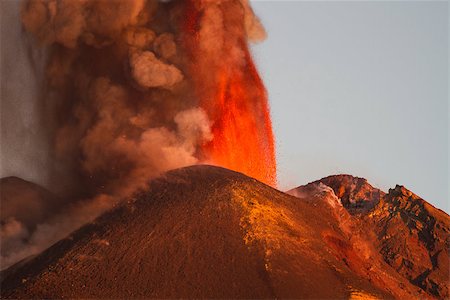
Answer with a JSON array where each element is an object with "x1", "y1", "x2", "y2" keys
[{"x1": 182, "y1": 0, "x2": 277, "y2": 186}]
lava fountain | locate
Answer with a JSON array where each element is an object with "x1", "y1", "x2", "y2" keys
[
  {"x1": 182, "y1": 0, "x2": 277, "y2": 186},
  {"x1": 1, "y1": 0, "x2": 277, "y2": 269}
]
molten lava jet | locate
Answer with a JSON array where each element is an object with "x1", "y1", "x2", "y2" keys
[{"x1": 181, "y1": 0, "x2": 277, "y2": 186}]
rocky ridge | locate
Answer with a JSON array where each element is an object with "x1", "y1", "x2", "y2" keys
[
  {"x1": 290, "y1": 175, "x2": 449, "y2": 298},
  {"x1": 1, "y1": 167, "x2": 448, "y2": 298}
]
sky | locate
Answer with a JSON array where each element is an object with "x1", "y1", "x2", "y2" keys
[{"x1": 250, "y1": 1, "x2": 448, "y2": 212}]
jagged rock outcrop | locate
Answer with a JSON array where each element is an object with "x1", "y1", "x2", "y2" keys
[
  {"x1": 290, "y1": 176, "x2": 449, "y2": 299},
  {"x1": 312, "y1": 175, "x2": 385, "y2": 213},
  {"x1": 368, "y1": 185, "x2": 449, "y2": 298}
]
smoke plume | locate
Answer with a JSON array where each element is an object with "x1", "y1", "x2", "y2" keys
[{"x1": 1, "y1": 0, "x2": 274, "y2": 269}]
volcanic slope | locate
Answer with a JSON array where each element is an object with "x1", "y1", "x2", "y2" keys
[
  {"x1": 1, "y1": 177, "x2": 63, "y2": 269},
  {"x1": 1, "y1": 166, "x2": 428, "y2": 299},
  {"x1": 290, "y1": 175, "x2": 450, "y2": 299},
  {"x1": 0, "y1": 177, "x2": 61, "y2": 229}
]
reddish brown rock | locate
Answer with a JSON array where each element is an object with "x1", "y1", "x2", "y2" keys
[
  {"x1": 313, "y1": 174, "x2": 385, "y2": 213},
  {"x1": 1, "y1": 166, "x2": 422, "y2": 299},
  {"x1": 1, "y1": 168, "x2": 447, "y2": 299},
  {"x1": 291, "y1": 176, "x2": 449, "y2": 299},
  {"x1": 369, "y1": 185, "x2": 449, "y2": 298}
]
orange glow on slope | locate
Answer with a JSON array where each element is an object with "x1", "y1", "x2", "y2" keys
[{"x1": 181, "y1": 1, "x2": 276, "y2": 186}]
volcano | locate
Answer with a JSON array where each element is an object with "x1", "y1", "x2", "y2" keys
[{"x1": 1, "y1": 166, "x2": 448, "y2": 299}]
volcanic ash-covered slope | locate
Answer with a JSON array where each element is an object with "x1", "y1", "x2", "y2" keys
[
  {"x1": 290, "y1": 175, "x2": 450, "y2": 299},
  {"x1": 0, "y1": 165, "x2": 420, "y2": 299}
]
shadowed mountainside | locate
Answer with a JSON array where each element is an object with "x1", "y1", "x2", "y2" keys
[
  {"x1": 0, "y1": 177, "x2": 61, "y2": 230},
  {"x1": 1, "y1": 167, "x2": 448, "y2": 299},
  {"x1": 0, "y1": 177, "x2": 63, "y2": 268}
]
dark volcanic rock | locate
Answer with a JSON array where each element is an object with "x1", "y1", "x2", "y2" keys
[
  {"x1": 0, "y1": 166, "x2": 421, "y2": 299},
  {"x1": 316, "y1": 174, "x2": 385, "y2": 213},
  {"x1": 369, "y1": 185, "x2": 450, "y2": 298}
]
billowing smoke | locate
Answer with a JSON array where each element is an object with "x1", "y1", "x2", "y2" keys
[{"x1": 0, "y1": 0, "x2": 273, "y2": 269}]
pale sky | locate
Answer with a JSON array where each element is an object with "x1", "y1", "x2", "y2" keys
[{"x1": 251, "y1": 1, "x2": 449, "y2": 212}]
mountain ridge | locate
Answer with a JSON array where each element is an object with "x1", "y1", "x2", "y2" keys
[
  {"x1": 289, "y1": 174, "x2": 449, "y2": 298},
  {"x1": 1, "y1": 166, "x2": 448, "y2": 298}
]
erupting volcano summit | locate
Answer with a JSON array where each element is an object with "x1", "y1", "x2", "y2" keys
[{"x1": 0, "y1": 0, "x2": 448, "y2": 299}]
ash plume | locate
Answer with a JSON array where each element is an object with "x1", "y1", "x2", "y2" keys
[{"x1": 1, "y1": 0, "x2": 272, "y2": 269}]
